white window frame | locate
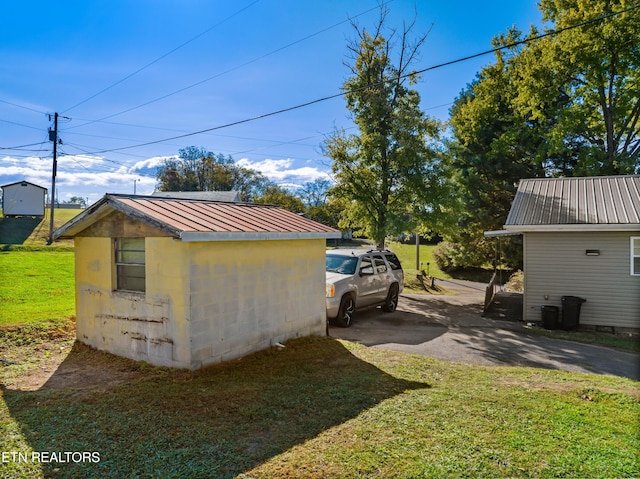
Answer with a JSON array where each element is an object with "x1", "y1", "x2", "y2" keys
[
  {"x1": 114, "y1": 237, "x2": 146, "y2": 292},
  {"x1": 632, "y1": 236, "x2": 640, "y2": 276}
]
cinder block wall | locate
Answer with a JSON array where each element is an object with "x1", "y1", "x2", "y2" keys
[
  {"x1": 74, "y1": 236, "x2": 192, "y2": 368},
  {"x1": 187, "y1": 239, "x2": 327, "y2": 368},
  {"x1": 74, "y1": 235, "x2": 327, "y2": 369}
]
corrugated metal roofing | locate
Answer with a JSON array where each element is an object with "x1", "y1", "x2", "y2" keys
[
  {"x1": 54, "y1": 194, "x2": 341, "y2": 241},
  {"x1": 151, "y1": 190, "x2": 240, "y2": 202},
  {"x1": 505, "y1": 175, "x2": 640, "y2": 227}
]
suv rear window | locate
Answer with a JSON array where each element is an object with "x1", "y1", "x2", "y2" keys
[{"x1": 384, "y1": 253, "x2": 402, "y2": 270}]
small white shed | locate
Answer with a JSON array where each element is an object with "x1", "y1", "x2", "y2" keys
[{"x1": 1, "y1": 181, "x2": 47, "y2": 217}]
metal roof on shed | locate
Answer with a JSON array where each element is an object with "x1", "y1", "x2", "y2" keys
[
  {"x1": 53, "y1": 194, "x2": 341, "y2": 241},
  {"x1": 504, "y1": 175, "x2": 640, "y2": 231}
]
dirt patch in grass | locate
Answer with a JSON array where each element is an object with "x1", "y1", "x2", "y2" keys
[{"x1": 0, "y1": 318, "x2": 153, "y2": 393}]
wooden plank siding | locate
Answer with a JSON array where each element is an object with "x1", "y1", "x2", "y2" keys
[{"x1": 524, "y1": 231, "x2": 640, "y2": 329}]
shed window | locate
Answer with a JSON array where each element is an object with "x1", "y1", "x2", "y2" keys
[
  {"x1": 115, "y1": 238, "x2": 145, "y2": 292},
  {"x1": 632, "y1": 237, "x2": 640, "y2": 276}
]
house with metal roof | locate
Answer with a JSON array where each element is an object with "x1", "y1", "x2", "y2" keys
[
  {"x1": 495, "y1": 175, "x2": 639, "y2": 333},
  {"x1": 53, "y1": 193, "x2": 341, "y2": 369}
]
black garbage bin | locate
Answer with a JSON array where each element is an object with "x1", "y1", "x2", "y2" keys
[
  {"x1": 541, "y1": 305, "x2": 559, "y2": 330},
  {"x1": 561, "y1": 296, "x2": 586, "y2": 331}
]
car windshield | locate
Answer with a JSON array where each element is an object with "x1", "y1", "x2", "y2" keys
[{"x1": 326, "y1": 255, "x2": 359, "y2": 275}]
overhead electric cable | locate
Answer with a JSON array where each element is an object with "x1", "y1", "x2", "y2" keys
[
  {"x1": 65, "y1": 2, "x2": 640, "y2": 156},
  {"x1": 65, "y1": 2, "x2": 387, "y2": 130},
  {"x1": 410, "y1": 2, "x2": 640, "y2": 78},
  {"x1": 0, "y1": 141, "x2": 48, "y2": 151},
  {"x1": 61, "y1": 0, "x2": 261, "y2": 114},
  {"x1": 0, "y1": 98, "x2": 47, "y2": 115},
  {"x1": 1, "y1": 118, "x2": 45, "y2": 131}
]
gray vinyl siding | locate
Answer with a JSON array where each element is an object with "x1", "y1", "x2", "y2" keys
[{"x1": 524, "y1": 231, "x2": 640, "y2": 329}]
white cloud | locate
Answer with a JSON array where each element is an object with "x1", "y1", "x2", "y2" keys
[
  {"x1": 129, "y1": 155, "x2": 176, "y2": 173},
  {"x1": 237, "y1": 157, "x2": 330, "y2": 186},
  {"x1": 0, "y1": 153, "x2": 159, "y2": 203},
  {"x1": 1, "y1": 153, "x2": 330, "y2": 205}
]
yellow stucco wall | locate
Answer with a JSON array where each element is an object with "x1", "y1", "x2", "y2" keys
[
  {"x1": 74, "y1": 233, "x2": 327, "y2": 369},
  {"x1": 74, "y1": 236, "x2": 192, "y2": 368},
  {"x1": 187, "y1": 238, "x2": 327, "y2": 368}
]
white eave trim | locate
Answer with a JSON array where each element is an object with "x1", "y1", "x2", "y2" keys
[
  {"x1": 484, "y1": 230, "x2": 523, "y2": 237},
  {"x1": 504, "y1": 224, "x2": 640, "y2": 233},
  {"x1": 179, "y1": 231, "x2": 343, "y2": 242}
]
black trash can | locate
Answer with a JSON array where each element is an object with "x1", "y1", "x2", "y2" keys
[
  {"x1": 541, "y1": 305, "x2": 559, "y2": 330},
  {"x1": 561, "y1": 296, "x2": 587, "y2": 331}
]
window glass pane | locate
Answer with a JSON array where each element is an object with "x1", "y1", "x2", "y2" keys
[
  {"x1": 120, "y1": 238, "x2": 143, "y2": 250},
  {"x1": 117, "y1": 265, "x2": 146, "y2": 291},
  {"x1": 634, "y1": 238, "x2": 640, "y2": 256},
  {"x1": 117, "y1": 249, "x2": 145, "y2": 264},
  {"x1": 385, "y1": 253, "x2": 402, "y2": 270},
  {"x1": 115, "y1": 238, "x2": 145, "y2": 292},
  {"x1": 634, "y1": 257, "x2": 640, "y2": 276},
  {"x1": 360, "y1": 256, "x2": 372, "y2": 268},
  {"x1": 373, "y1": 255, "x2": 387, "y2": 272},
  {"x1": 326, "y1": 255, "x2": 358, "y2": 275}
]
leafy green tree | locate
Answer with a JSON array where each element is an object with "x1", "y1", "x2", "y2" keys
[
  {"x1": 441, "y1": 1, "x2": 639, "y2": 270},
  {"x1": 443, "y1": 31, "x2": 548, "y2": 269},
  {"x1": 323, "y1": 8, "x2": 447, "y2": 249},
  {"x1": 156, "y1": 146, "x2": 271, "y2": 201},
  {"x1": 514, "y1": 0, "x2": 640, "y2": 175},
  {"x1": 68, "y1": 196, "x2": 87, "y2": 208},
  {"x1": 253, "y1": 184, "x2": 305, "y2": 213}
]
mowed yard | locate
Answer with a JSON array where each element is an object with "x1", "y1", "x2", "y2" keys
[{"x1": 0, "y1": 247, "x2": 639, "y2": 478}]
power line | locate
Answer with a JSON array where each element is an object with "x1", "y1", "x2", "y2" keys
[
  {"x1": 61, "y1": 0, "x2": 261, "y2": 114},
  {"x1": 0, "y1": 98, "x2": 47, "y2": 115},
  {"x1": 0, "y1": 141, "x2": 48, "y2": 151},
  {"x1": 83, "y1": 2, "x2": 638, "y2": 155},
  {"x1": 65, "y1": 2, "x2": 386, "y2": 131},
  {"x1": 410, "y1": 2, "x2": 640, "y2": 78},
  {"x1": 0, "y1": 118, "x2": 44, "y2": 131}
]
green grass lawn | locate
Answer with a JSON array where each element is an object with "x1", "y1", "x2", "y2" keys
[
  {"x1": 386, "y1": 240, "x2": 450, "y2": 276},
  {"x1": 0, "y1": 249, "x2": 75, "y2": 326},
  {"x1": 0, "y1": 208, "x2": 79, "y2": 246},
  {"x1": 0, "y1": 332, "x2": 638, "y2": 479},
  {"x1": 0, "y1": 249, "x2": 638, "y2": 478}
]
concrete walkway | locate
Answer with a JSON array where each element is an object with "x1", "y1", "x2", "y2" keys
[{"x1": 329, "y1": 285, "x2": 640, "y2": 381}]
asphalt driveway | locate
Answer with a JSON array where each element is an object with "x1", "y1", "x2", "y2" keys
[{"x1": 328, "y1": 281, "x2": 640, "y2": 381}]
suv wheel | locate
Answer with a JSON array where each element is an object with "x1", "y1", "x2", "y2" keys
[
  {"x1": 336, "y1": 295, "x2": 356, "y2": 327},
  {"x1": 382, "y1": 283, "x2": 399, "y2": 312}
]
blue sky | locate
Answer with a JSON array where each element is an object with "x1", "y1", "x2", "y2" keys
[{"x1": 1, "y1": 0, "x2": 542, "y2": 204}]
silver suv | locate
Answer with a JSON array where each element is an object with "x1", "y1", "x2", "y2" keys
[{"x1": 325, "y1": 249, "x2": 404, "y2": 327}]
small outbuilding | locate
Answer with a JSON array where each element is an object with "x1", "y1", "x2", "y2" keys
[
  {"x1": 493, "y1": 175, "x2": 640, "y2": 335},
  {"x1": 53, "y1": 194, "x2": 341, "y2": 369},
  {"x1": 1, "y1": 181, "x2": 47, "y2": 217}
]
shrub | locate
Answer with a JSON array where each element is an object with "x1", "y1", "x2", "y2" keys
[{"x1": 505, "y1": 270, "x2": 524, "y2": 292}]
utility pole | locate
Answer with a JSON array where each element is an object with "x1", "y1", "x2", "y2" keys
[
  {"x1": 47, "y1": 113, "x2": 59, "y2": 245},
  {"x1": 415, "y1": 232, "x2": 420, "y2": 271}
]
